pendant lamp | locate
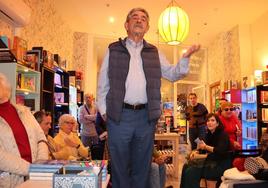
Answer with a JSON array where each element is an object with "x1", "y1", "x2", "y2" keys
[{"x1": 158, "y1": 0, "x2": 189, "y2": 45}]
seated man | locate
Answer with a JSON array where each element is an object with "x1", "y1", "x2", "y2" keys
[
  {"x1": 150, "y1": 147, "x2": 167, "y2": 188},
  {"x1": 53, "y1": 114, "x2": 89, "y2": 160},
  {"x1": 34, "y1": 110, "x2": 60, "y2": 159},
  {"x1": 0, "y1": 73, "x2": 48, "y2": 187}
]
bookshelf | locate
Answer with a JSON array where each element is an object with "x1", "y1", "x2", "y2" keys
[
  {"x1": 54, "y1": 67, "x2": 69, "y2": 134},
  {"x1": 222, "y1": 89, "x2": 241, "y2": 103},
  {"x1": 68, "y1": 70, "x2": 84, "y2": 107},
  {"x1": 241, "y1": 87, "x2": 258, "y2": 149},
  {"x1": 155, "y1": 133, "x2": 179, "y2": 188},
  {"x1": 0, "y1": 62, "x2": 40, "y2": 111},
  {"x1": 257, "y1": 84, "x2": 268, "y2": 142},
  {"x1": 40, "y1": 65, "x2": 54, "y2": 113}
]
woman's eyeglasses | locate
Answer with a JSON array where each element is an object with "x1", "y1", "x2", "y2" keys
[{"x1": 224, "y1": 108, "x2": 234, "y2": 112}]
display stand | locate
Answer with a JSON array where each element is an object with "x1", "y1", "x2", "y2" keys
[{"x1": 155, "y1": 133, "x2": 179, "y2": 187}]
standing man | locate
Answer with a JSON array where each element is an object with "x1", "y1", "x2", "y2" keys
[
  {"x1": 97, "y1": 7, "x2": 200, "y2": 188},
  {"x1": 186, "y1": 93, "x2": 208, "y2": 150}
]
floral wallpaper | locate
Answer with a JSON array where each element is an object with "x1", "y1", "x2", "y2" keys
[
  {"x1": 72, "y1": 32, "x2": 88, "y2": 76},
  {"x1": 20, "y1": 0, "x2": 74, "y2": 68},
  {"x1": 207, "y1": 25, "x2": 241, "y2": 90}
]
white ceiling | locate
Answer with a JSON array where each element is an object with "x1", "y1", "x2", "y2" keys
[{"x1": 54, "y1": 0, "x2": 268, "y2": 46}]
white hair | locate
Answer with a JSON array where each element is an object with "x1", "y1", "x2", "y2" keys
[
  {"x1": 58, "y1": 114, "x2": 76, "y2": 127},
  {"x1": 0, "y1": 73, "x2": 11, "y2": 99}
]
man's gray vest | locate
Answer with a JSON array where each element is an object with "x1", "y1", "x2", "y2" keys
[{"x1": 106, "y1": 38, "x2": 161, "y2": 123}]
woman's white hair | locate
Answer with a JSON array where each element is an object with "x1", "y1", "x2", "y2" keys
[
  {"x1": 58, "y1": 114, "x2": 76, "y2": 127},
  {"x1": 0, "y1": 73, "x2": 11, "y2": 99}
]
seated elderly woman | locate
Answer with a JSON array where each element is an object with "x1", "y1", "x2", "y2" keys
[
  {"x1": 0, "y1": 73, "x2": 48, "y2": 187},
  {"x1": 53, "y1": 114, "x2": 89, "y2": 160},
  {"x1": 180, "y1": 113, "x2": 232, "y2": 188}
]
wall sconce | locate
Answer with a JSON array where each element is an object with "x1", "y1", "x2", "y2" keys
[{"x1": 158, "y1": 0, "x2": 189, "y2": 45}]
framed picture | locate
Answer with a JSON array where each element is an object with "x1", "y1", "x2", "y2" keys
[{"x1": 209, "y1": 81, "x2": 221, "y2": 112}]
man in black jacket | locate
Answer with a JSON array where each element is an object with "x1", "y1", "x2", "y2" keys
[{"x1": 186, "y1": 93, "x2": 208, "y2": 150}]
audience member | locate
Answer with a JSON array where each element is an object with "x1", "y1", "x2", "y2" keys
[
  {"x1": 216, "y1": 98, "x2": 227, "y2": 115},
  {"x1": 33, "y1": 110, "x2": 64, "y2": 159},
  {"x1": 219, "y1": 102, "x2": 242, "y2": 150},
  {"x1": 54, "y1": 114, "x2": 89, "y2": 160},
  {"x1": 78, "y1": 93, "x2": 98, "y2": 154},
  {"x1": 180, "y1": 113, "x2": 232, "y2": 188},
  {"x1": 92, "y1": 111, "x2": 108, "y2": 159},
  {"x1": 150, "y1": 147, "x2": 167, "y2": 188},
  {"x1": 0, "y1": 73, "x2": 48, "y2": 187},
  {"x1": 186, "y1": 93, "x2": 208, "y2": 150}
]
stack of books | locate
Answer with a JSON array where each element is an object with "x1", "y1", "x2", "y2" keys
[{"x1": 29, "y1": 160, "x2": 67, "y2": 180}]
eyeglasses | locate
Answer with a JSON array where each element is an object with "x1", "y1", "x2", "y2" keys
[{"x1": 224, "y1": 108, "x2": 234, "y2": 112}]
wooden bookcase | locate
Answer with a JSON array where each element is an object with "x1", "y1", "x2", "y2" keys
[
  {"x1": 53, "y1": 67, "x2": 69, "y2": 134},
  {"x1": 257, "y1": 84, "x2": 268, "y2": 142}
]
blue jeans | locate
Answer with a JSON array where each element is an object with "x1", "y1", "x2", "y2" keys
[
  {"x1": 189, "y1": 125, "x2": 207, "y2": 150},
  {"x1": 150, "y1": 162, "x2": 166, "y2": 188},
  {"x1": 107, "y1": 107, "x2": 156, "y2": 188}
]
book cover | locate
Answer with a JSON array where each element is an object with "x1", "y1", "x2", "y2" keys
[
  {"x1": 21, "y1": 74, "x2": 36, "y2": 91},
  {"x1": 12, "y1": 36, "x2": 27, "y2": 62},
  {"x1": 16, "y1": 94, "x2": 25, "y2": 105},
  {"x1": 30, "y1": 159, "x2": 68, "y2": 169},
  {"x1": 54, "y1": 92, "x2": 65, "y2": 104},
  {"x1": 16, "y1": 73, "x2": 22, "y2": 89},
  {"x1": 261, "y1": 91, "x2": 268, "y2": 103},
  {"x1": 29, "y1": 172, "x2": 55, "y2": 177},
  {"x1": 29, "y1": 176, "x2": 53, "y2": 181}
]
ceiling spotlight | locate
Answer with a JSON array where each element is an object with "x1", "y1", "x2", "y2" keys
[{"x1": 109, "y1": 16, "x2": 115, "y2": 23}]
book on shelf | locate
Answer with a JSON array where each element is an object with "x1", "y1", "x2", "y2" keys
[
  {"x1": 246, "y1": 89, "x2": 256, "y2": 102},
  {"x1": 54, "y1": 92, "x2": 65, "y2": 104},
  {"x1": 21, "y1": 74, "x2": 36, "y2": 91},
  {"x1": 262, "y1": 108, "x2": 268, "y2": 121},
  {"x1": 30, "y1": 159, "x2": 68, "y2": 169},
  {"x1": 16, "y1": 94, "x2": 25, "y2": 105},
  {"x1": 12, "y1": 36, "x2": 27, "y2": 63},
  {"x1": 17, "y1": 73, "x2": 22, "y2": 89},
  {"x1": 246, "y1": 110, "x2": 257, "y2": 120},
  {"x1": 0, "y1": 36, "x2": 16, "y2": 62},
  {"x1": 25, "y1": 50, "x2": 41, "y2": 71},
  {"x1": 261, "y1": 91, "x2": 268, "y2": 103},
  {"x1": 246, "y1": 127, "x2": 257, "y2": 139}
]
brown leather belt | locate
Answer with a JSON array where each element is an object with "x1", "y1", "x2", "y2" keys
[{"x1": 123, "y1": 103, "x2": 147, "y2": 110}]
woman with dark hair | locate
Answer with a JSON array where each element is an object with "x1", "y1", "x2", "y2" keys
[{"x1": 180, "y1": 113, "x2": 232, "y2": 188}]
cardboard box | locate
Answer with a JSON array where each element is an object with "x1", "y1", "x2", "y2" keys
[{"x1": 53, "y1": 166, "x2": 102, "y2": 188}]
